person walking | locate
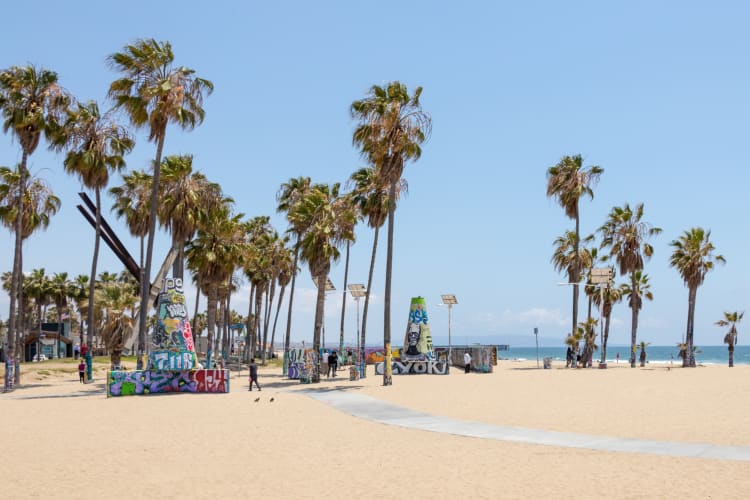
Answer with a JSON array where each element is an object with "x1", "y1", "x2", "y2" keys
[
  {"x1": 78, "y1": 360, "x2": 86, "y2": 383},
  {"x1": 328, "y1": 351, "x2": 338, "y2": 377},
  {"x1": 464, "y1": 351, "x2": 472, "y2": 374},
  {"x1": 248, "y1": 358, "x2": 261, "y2": 391}
]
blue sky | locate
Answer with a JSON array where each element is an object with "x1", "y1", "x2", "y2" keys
[{"x1": 1, "y1": 1, "x2": 748, "y2": 348}]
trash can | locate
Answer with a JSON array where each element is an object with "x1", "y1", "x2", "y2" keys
[
  {"x1": 349, "y1": 366, "x2": 359, "y2": 381},
  {"x1": 543, "y1": 357, "x2": 552, "y2": 369}
]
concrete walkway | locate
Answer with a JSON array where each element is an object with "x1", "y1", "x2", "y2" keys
[{"x1": 304, "y1": 390, "x2": 750, "y2": 462}]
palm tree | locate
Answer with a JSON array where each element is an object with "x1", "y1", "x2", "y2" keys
[
  {"x1": 69, "y1": 274, "x2": 89, "y2": 345},
  {"x1": 186, "y1": 206, "x2": 245, "y2": 367},
  {"x1": 599, "y1": 203, "x2": 661, "y2": 367},
  {"x1": 638, "y1": 341, "x2": 650, "y2": 367},
  {"x1": 96, "y1": 280, "x2": 138, "y2": 368},
  {"x1": 620, "y1": 270, "x2": 653, "y2": 366},
  {"x1": 716, "y1": 311, "x2": 743, "y2": 367},
  {"x1": 546, "y1": 155, "x2": 603, "y2": 342},
  {"x1": 351, "y1": 82, "x2": 431, "y2": 386},
  {"x1": 579, "y1": 317, "x2": 599, "y2": 367},
  {"x1": 269, "y1": 241, "x2": 293, "y2": 358},
  {"x1": 110, "y1": 169, "x2": 152, "y2": 273},
  {"x1": 0, "y1": 65, "x2": 68, "y2": 385},
  {"x1": 0, "y1": 166, "x2": 60, "y2": 379},
  {"x1": 55, "y1": 100, "x2": 133, "y2": 363},
  {"x1": 25, "y1": 268, "x2": 54, "y2": 361},
  {"x1": 108, "y1": 38, "x2": 213, "y2": 370},
  {"x1": 158, "y1": 154, "x2": 224, "y2": 280},
  {"x1": 276, "y1": 176, "x2": 312, "y2": 359},
  {"x1": 287, "y1": 183, "x2": 356, "y2": 382},
  {"x1": 669, "y1": 228, "x2": 725, "y2": 367},
  {"x1": 50, "y1": 272, "x2": 72, "y2": 359},
  {"x1": 591, "y1": 282, "x2": 625, "y2": 364}
]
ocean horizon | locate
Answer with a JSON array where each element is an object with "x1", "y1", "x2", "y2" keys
[{"x1": 500, "y1": 345, "x2": 750, "y2": 366}]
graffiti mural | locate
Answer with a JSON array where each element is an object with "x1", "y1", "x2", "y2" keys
[
  {"x1": 107, "y1": 369, "x2": 229, "y2": 397},
  {"x1": 151, "y1": 278, "x2": 197, "y2": 370},
  {"x1": 402, "y1": 297, "x2": 434, "y2": 362},
  {"x1": 374, "y1": 360, "x2": 449, "y2": 375},
  {"x1": 285, "y1": 348, "x2": 317, "y2": 379},
  {"x1": 451, "y1": 346, "x2": 495, "y2": 373}
]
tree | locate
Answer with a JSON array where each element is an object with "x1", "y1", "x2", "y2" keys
[
  {"x1": 0, "y1": 65, "x2": 68, "y2": 387},
  {"x1": 546, "y1": 155, "x2": 603, "y2": 344},
  {"x1": 599, "y1": 203, "x2": 661, "y2": 368},
  {"x1": 716, "y1": 311, "x2": 743, "y2": 367},
  {"x1": 50, "y1": 272, "x2": 72, "y2": 359},
  {"x1": 56, "y1": 100, "x2": 133, "y2": 362},
  {"x1": 186, "y1": 206, "x2": 245, "y2": 367},
  {"x1": 158, "y1": 154, "x2": 224, "y2": 279},
  {"x1": 337, "y1": 194, "x2": 358, "y2": 355},
  {"x1": 669, "y1": 228, "x2": 725, "y2": 367},
  {"x1": 620, "y1": 270, "x2": 653, "y2": 365},
  {"x1": 276, "y1": 176, "x2": 312, "y2": 359},
  {"x1": 96, "y1": 280, "x2": 138, "y2": 368},
  {"x1": 591, "y1": 283, "x2": 625, "y2": 364},
  {"x1": 287, "y1": 183, "x2": 355, "y2": 382},
  {"x1": 351, "y1": 82, "x2": 431, "y2": 386},
  {"x1": 110, "y1": 169, "x2": 152, "y2": 273},
  {"x1": 108, "y1": 38, "x2": 213, "y2": 370},
  {"x1": 25, "y1": 268, "x2": 53, "y2": 361}
]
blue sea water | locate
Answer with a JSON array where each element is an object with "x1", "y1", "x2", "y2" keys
[{"x1": 501, "y1": 345, "x2": 750, "y2": 366}]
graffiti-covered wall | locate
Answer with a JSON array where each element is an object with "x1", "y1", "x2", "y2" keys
[
  {"x1": 107, "y1": 369, "x2": 229, "y2": 397},
  {"x1": 151, "y1": 278, "x2": 197, "y2": 370},
  {"x1": 285, "y1": 348, "x2": 317, "y2": 379},
  {"x1": 402, "y1": 297, "x2": 433, "y2": 361},
  {"x1": 451, "y1": 346, "x2": 495, "y2": 373}
]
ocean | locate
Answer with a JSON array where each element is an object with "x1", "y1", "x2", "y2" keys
[{"x1": 501, "y1": 345, "x2": 750, "y2": 366}]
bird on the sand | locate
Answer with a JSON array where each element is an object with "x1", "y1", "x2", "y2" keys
[
  {"x1": 254, "y1": 397, "x2": 260, "y2": 402},
  {"x1": 270, "y1": 397, "x2": 275, "y2": 402}
]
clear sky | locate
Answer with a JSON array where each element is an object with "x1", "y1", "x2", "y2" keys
[{"x1": 1, "y1": 1, "x2": 748, "y2": 348}]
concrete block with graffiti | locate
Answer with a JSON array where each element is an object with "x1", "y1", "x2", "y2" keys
[
  {"x1": 150, "y1": 278, "x2": 197, "y2": 370},
  {"x1": 107, "y1": 369, "x2": 229, "y2": 396},
  {"x1": 402, "y1": 297, "x2": 434, "y2": 362},
  {"x1": 375, "y1": 360, "x2": 449, "y2": 375}
]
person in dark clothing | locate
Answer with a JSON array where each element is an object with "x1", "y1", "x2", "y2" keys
[
  {"x1": 248, "y1": 358, "x2": 261, "y2": 391},
  {"x1": 328, "y1": 351, "x2": 338, "y2": 377},
  {"x1": 78, "y1": 361, "x2": 86, "y2": 383}
]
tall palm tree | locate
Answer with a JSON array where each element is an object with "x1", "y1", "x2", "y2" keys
[
  {"x1": 348, "y1": 167, "x2": 407, "y2": 375},
  {"x1": 110, "y1": 169, "x2": 152, "y2": 273},
  {"x1": 599, "y1": 203, "x2": 661, "y2": 368},
  {"x1": 269, "y1": 240, "x2": 293, "y2": 357},
  {"x1": 288, "y1": 183, "x2": 356, "y2": 382},
  {"x1": 0, "y1": 166, "x2": 60, "y2": 379},
  {"x1": 243, "y1": 216, "x2": 273, "y2": 360},
  {"x1": 337, "y1": 194, "x2": 358, "y2": 355},
  {"x1": 69, "y1": 274, "x2": 89, "y2": 345},
  {"x1": 716, "y1": 311, "x2": 743, "y2": 367},
  {"x1": 620, "y1": 271, "x2": 653, "y2": 366},
  {"x1": 669, "y1": 228, "x2": 725, "y2": 367},
  {"x1": 546, "y1": 155, "x2": 603, "y2": 342},
  {"x1": 186, "y1": 206, "x2": 245, "y2": 367},
  {"x1": 25, "y1": 268, "x2": 53, "y2": 361},
  {"x1": 276, "y1": 176, "x2": 312, "y2": 359},
  {"x1": 591, "y1": 282, "x2": 625, "y2": 364},
  {"x1": 158, "y1": 154, "x2": 224, "y2": 280},
  {"x1": 108, "y1": 38, "x2": 213, "y2": 370},
  {"x1": 0, "y1": 65, "x2": 68, "y2": 385},
  {"x1": 56, "y1": 100, "x2": 133, "y2": 363},
  {"x1": 351, "y1": 82, "x2": 431, "y2": 386}
]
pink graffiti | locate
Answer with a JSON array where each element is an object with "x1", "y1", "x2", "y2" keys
[{"x1": 183, "y1": 321, "x2": 195, "y2": 352}]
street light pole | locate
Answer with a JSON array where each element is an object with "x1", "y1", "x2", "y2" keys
[
  {"x1": 348, "y1": 284, "x2": 367, "y2": 378},
  {"x1": 441, "y1": 294, "x2": 458, "y2": 367}
]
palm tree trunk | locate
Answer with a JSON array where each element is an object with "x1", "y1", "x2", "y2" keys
[
  {"x1": 269, "y1": 284, "x2": 286, "y2": 357},
  {"x1": 361, "y1": 225, "x2": 380, "y2": 378},
  {"x1": 383, "y1": 179, "x2": 397, "y2": 386},
  {"x1": 283, "y1": 244, "x2": 300, "y2": 356},
  {"x1": 82, "y1": 187, "x2": 103, "y2": 378},
  {"x1": 218, "y1": 294, "x2": 226, "y2": 361},
  {"x1": 262, "y1": 282, "x2": 274, "y2": 365},
  {"x1": 192, "y1": 277, "x2": 201, "y2": 340},
  {"x1": 629, "y1": 274, "x2": 638, "y2": 368},
  {"x1": 339, "y1": 240, "x2": 350, "y2": 355},
  {"x1": 572, "y1": 205, "x2": 580, "y2": 337},
  {"x1": 206, "y1": 283, "x2": 217, "y2": 367},
  {"x1": 138, "y1": 131, "x2": 166, "y2": 370},
  {"x1": 6, "y1": 152, "x2": 27, "y2": 388},
  {"x1": 312, "y1": 274, "x2": 326, "y2": 383},
  {"x1": 728, "y1": 344, "x2": 734, "y2": 368},
  {"x1": 601, "y1": 311, "x2": 612, "y2": 364},
  {"x1": 686, "y1": 286, "x2": 697, "y2": 367},
  {"x1": 245, "y1": 285, "x2": 254, "y2": 362}
]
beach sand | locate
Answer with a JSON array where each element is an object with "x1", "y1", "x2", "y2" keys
[{"x1": 2, "y1": 359, "x2": 748, "y2": 499}]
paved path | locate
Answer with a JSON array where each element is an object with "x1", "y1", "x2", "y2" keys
[{"x1": 304, "y1": 390, "x2": 750, "y2": 462}]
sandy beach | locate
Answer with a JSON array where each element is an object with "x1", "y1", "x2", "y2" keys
[{"x1": 2, "y1": 359, "x2": 748, "y2": 499}]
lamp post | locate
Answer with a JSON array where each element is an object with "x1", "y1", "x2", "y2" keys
[
  {"x1": 348, "y1": 284, "x2": 367, "y2": 378},
  {"x1": 534, "y1": 327, "x2": 539, "y2": 368},
  {"x1": 314, "y1": 277, "x2": 335, "y2": 380},
  {"x1": 440, "y1": 294, "x2": 458, "y2": 366}
]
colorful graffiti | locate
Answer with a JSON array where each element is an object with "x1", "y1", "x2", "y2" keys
[
  {"x1": 285, "y1": 348, "x2": 317, "y2": 379},
  {"x1": 402, "y1": 297, "x2": 433, "y2": 361},
  {"x1": 151, "y1": 278, "x2": 197, "y2": 370},
  {"x1": 107, "y1": 369, "x2": 229, "y2": 397},
  {"x1": 374, "y1": 360, "x2": 449, "y2": 375},
  {"x1": 451, "y1": 346, "x2": 495, "y2": 373}
]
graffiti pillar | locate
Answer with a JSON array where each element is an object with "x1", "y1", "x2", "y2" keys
[
  {"x1": 150, "y1": 278, "x2": 197, "y2": 370},
  {"x1": 402, "y1": 297, "x2": 434, "y2": 362}
]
